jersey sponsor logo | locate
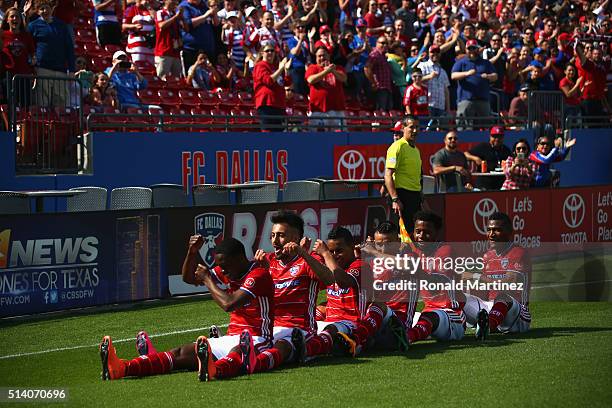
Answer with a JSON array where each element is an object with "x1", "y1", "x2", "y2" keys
[
  {"x1": 473, "y1": 198, "x2": 499, "y2": 235},
  {"x1": 327, "y1": 286, "x2": 350, "y2": 296},
  {"x1": 289, "y1": 265, "x2": 300, "y2": 276},
  {"x1": 194, "y1": 213, "x2": 225, "y2": 268},
  {"x1": 274, "y1": 278, "x2": 301, "y2": 290},
  {"x1": 563, "y1": 194, "x2": 585, "y2": 229},
  {"x1": 244, "y1": 277, "x2": 255, "y2": 288},
  {"x1": 337, "y1": 149, "x2": 366, "y2": 180}
]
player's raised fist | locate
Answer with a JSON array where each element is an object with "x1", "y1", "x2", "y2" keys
[
  {"x1": 313, "y1": 239, "x2": 329, "y2": 256},
  {"x1": 254, "y1": 249, "x2": 269, "y2": 268},
  {"x1": 300, "y1": 237, "x2": 312, "y2": 252},
  {"x1": 188, "y1": 235, "x2": 205, "y2": 254}
]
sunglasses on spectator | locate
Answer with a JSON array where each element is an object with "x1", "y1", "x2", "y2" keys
[
  {"x1": 263, "y1": 49, "x2": 275, "y2": 53},
  {"x1": 378, "y1": 41, "x2": 388, "y2": 45},
  {"x1": 447, "y1": 137, "x2": 457, "y2": 140},
  {"x1": 410, "y1": 48, "x2": 418, "y2": 52},
  {"x1": 516, "y1": 146, "x2": 528, "y2": 151},
  {"x1": 538, "y1": 141, "x2": 551, "y2": 146},
  {"x1": 492, "y1": 38, "x2": 501, "y2": 41}
]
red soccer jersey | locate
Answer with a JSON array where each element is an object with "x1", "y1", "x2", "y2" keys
[
  {"x1": 483, "y1": 244, "x2": 530, "y2": 304},
  {"x1": 418, "y1": 244, "x2": 463, "y2": 312},
  {"x1": 403, "y1": 84, "x2": 429, "y2": 116},
  {"x1": 267, "y1": 253, "x2": 323, "y2": 332},
  {"x1": 209, "y1": 263, "x2": 274, "y2": 340},
  {"x1": 577, "y1": 58, "x2": 610, "y2": 100},
  {"x1": 124, "y1": 5, "x2": 155, "y2": 51},
  {"x1": 325, "y1": 258, "x2": 366, "y2": 322},
  {"x1": 154, "y1": 9, "x2": 180, "y2": 57},
  {"x1": 2, "y1": 30, "x2": 35, "y2": 74}
]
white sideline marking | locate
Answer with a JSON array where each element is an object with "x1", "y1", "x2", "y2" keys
[{"x1": 0, "y1": 324, "x2": 229, "y2": 360}]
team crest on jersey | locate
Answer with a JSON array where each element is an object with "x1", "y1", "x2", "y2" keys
[
  {"x1": 194, "y1": 213, "x2": 225, "y2": 268},
  {"x1": 289, "y1": 266, "x2": 300, "y2": 276},
  {"x1": 501, "y1": 258, "x2": 509, "y2": 269},
  {"x1": 244, "y1": 277, "x2": 255, "y2": 288}
]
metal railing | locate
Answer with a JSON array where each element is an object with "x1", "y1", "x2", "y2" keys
[
  {"x1": 85, "y1": 112, "x2": 521, "y2": 133},
  {"x1": 6, "y1": 74, "x2": 85, "y2": 174},
  {"x1": 565, "y1": 115, "x2": 612, "y2": 130},
  {"x1": 527, "y1": 90, "x2": 565, "y2": 131}
]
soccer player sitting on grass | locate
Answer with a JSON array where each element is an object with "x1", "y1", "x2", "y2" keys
[
  {"x1": 99, "y1": 237, "x2": 274, "y2": 381},
  {"x1": 303, "y1": 227, "x2": 388, "y2": 358},
  {"x1": 461, "y1": 212, "x2": 531, "y2": 340},
  {"x1": 398, "y1": 211, "x2": 467, "y2": 345},
  {"x1": 252, "y1": 211, "x2": 336, "y2": 367}
]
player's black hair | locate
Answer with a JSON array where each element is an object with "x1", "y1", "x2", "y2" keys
[
  {"x1": 413, "y1": 211, "x2": 443, "y2": 230},
  {"x1": 327, "y1": 226, "x2": 354, "y2": 246},
  {"x1": 271, "y1": 210, "x2": 304, "y2": 238},
  {"x1": 376, "y1": 221, "x2": 399, "y2": 235},
  {"x1": 214, "y1": 238, "x2": 247, "y2": 258},
  {"x1": 488, "y1": 212, "x2": 512, "y2": 231},
  {"x1": 403, "y1": 115, "x2": 418, "y2": 126}
]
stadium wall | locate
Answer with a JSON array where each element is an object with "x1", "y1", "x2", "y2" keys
[{"x1": 1, "y1": 186, "x2": 611, "y2": 317}]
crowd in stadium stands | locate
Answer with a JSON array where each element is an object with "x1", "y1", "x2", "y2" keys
[{"x1": 0, "y1": 0, "x2": 611, "y2": 128}]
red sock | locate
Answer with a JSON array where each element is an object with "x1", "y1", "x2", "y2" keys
[
  {"x1": 489, "y1": 302, "x2": 509, "y2": 332},
  {"x1": 305, "y1": 332, "x2": 333, "y2": 357},
  {"x1": 214, "y1": 351, "x2": 242, "y2": 379},
  {"x1": 407, "y1": 318, "x2": 433, "y2": 344},
  {"x1": 126, "y1": 351, "x2": 174, "y2": 377},
  {"x1": 352, "y1": 305, "x2": 384, "y2": 346},
  {"x1": 254, "y1": 348, "x2": 283, "y2": 373}
]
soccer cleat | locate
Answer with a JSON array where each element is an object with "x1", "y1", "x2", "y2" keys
[
  {"x1": 99, "y1": 336, "x2": 127, "y2": 380},
  {"x1": 388, "y1": 314, "x2": 409, "y2": 352},
  {"x1": 195, "y1": 336, "x2": 216, "y2": 381},
  {"x1": 209, "y1": 325, "x2": 220, "y2": 338},
  {"x1": 291, "y1": 328, "x2": 306, "y2": 364},
  {"x1": 331, "y1": 332, "x2": 357, "y2": 358},
  {"x1": 475, "y1": 309, "x2": 489, "y2": 341},
  {"x1": 136, "y1": 331, "x2": 156, "y2": 356},
  {"x1": 239, "y1": 330, "x2": 256, "y2": 375}
]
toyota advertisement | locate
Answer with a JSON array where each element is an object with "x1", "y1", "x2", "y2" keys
[{"x1": 444, "y1": 186, "x2": 612, "y2": 254}]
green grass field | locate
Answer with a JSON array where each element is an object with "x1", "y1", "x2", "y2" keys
[{"x1": 1, "y1": 299, "x2": 611, "y2": 407}]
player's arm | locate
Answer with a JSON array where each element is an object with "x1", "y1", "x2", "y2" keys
[
  {"x1": 197, "y1": 264, "x2": 253, "y2": 312},
  {"x1": 313, "y1": 239, "x2": 356, "y2": 289},
  {"x1": 182, "y1": 235, "x2": 205, "y2": 285},
  {"x1": 283, "y1": 239, "x2": 335, "y2": 286}
]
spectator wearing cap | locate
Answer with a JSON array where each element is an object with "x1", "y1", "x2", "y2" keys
[
  {"x1": 306, "y1": 46, "x2": 347, "y2": 130},
  {"x1": 529, "y1": 135, "x2": 576, "y2": 188},
  {"x1": 123, "y1": 0, "x2": 156, "y2": 65},
  {"x1": 253, "y1": 44, "x2": 289, "y2": 131},
  {"x1": 28, "y1": 1, "x2": 75, "y2": 107},
  {"x1": 451, "y1": 39, "x2": 497, "y2": 129},
  {"x1": 364, "y1": 0, "x2": 385, "y2": 45},
  {"x1": 92, "y1": 0, "x2": 122, "y2": 47},
  {"x1": 106, "y1": 50, "x2": 149, "y2": 110},
  {"x1": 154, "y1": 0, "x2": 183, "y2": 79},
  {"x1": 390, "y1": 120, "x2": 403, "y2": 141},
  {"x1": 468, "y1": 126, "x2": 511, "y2": 190},
  {"x1": 555, "y1": 32, "x2": 573, "y2": 67},
  {"x1": 558, "y1": 63, "x2": 583, "y2": 121},
  {"x1": 365, "y1": 35, "x2": 393, "y2": 110},
  {"x1": 418, "y1": 44, "x2": 450, "y2": 126},
  {"x1": 179, "y1": 0, "x2": 219, "y2": 76},
  {"x1": 286, "y1": 21, "x2": 311, "y2": 95},
  {"x1": 314, "y1": 25, "x2": 336, "y2": 57},
  {"x1": 348, "y1": 18, "x2": 370, "y2": 99},
  {"x1": 522, "y1": 60, "x2": 546, "y2": 90},
  {"x1": 221, "y1": 11, "x2": 247, "y2": 71},
  {"x1": 575, "y1": 41, "x2": 610, "y2": 121},
  {"x1": 508, "y1": 84, "x2": 529, "y2": 125},
  {"x1": 432, "y1": 130, "x2": 475, "y2": 192}
]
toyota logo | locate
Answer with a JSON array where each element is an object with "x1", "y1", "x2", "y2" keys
[
  {"x1": 563, "y1": 194, "x2": 585, "y2": 229},
  {"x1": 473, "y1": 198, "x2": 499, "y2": 235},
  {"x1": 337, "y1": 149, "x2": 366, "y2": 180}
]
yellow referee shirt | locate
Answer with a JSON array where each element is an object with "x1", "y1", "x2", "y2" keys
[{"x1": 385, "y1": 138, "x2": 422, "y2": 191}]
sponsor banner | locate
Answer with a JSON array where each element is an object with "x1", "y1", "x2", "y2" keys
[
  {"x1": 334, "y1": 143, "x2": 479, "y2": 180},
  {"x1": 506, "y1": 189, "x2": 551, "y2": 249},
  {"x1": 592, "y1": 186, "x2": 612, "y2": 242},
  {"x1": 0, "y1": 212, "x2": 166, "y2": 317}
]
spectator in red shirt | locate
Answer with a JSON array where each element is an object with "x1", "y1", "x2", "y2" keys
[
  {"x1": 403, "y1": 67, "x2": 429, "y2": 118},
  {"x1": 575, "y1": 42, "x2": 610, "y2": 122},
  {"x1": 365, "y1": 35, "x2": 393, "y2": 110},
  {"x1": 558, "y1": 63, "x2": 583, "y2": 121},
  {"x1": 253, "y1": 44, "x2": 289, "y2": 131},
  {"x1": 1, "y1": 7, "x2": 35, "y2": 107},
  {"x1": 123, "y1": 0, "x2": 156, "y2": 65},
  {"x1": 305, "y1": 46, "x2": 347, "y2": 130},
  {"x1": 154, "y1": 0, "x2": 183, "y2": 79},
  {"x1": 314, "y1": 25, "x2": 336, "y2": 57},
  {"x1": 364, "y1": 0, "x2": 384, "y2": 42}
]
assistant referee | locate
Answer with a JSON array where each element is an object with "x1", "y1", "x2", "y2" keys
[{"x1": 384, "y1": 116, "x2": 423, "y2": 232}]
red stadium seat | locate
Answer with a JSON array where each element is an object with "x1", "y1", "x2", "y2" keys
[
  {"x1": 162, "y1": 74, "x2": 184, "y2": 90},
  {"x1": 190, "y1": 107, "x2": 213, "y2": 129},
  {"x1": 168, "y1": 108, "x2": 192, "y2": 132},
  {"x1": 237, "y1": 91, "x2": 254, "y2": 107},
  {"x1": 144, "y1": 75, "x2": 164, "y2": 91},
  {"x1": 76, "y1": 29, "x2": 96, "y2": 43},
  {"x1": 178, "y1": 90, "x2": 200, "y2": 109},
  {"x1": 134, "y1": 60, "x2": 156, "y2": 75},
  {"x1": 137, "y1": 89, "x2": 161, "y2": 106},
  {"x1": 83, "y1": 43, "x2": 106, "y2": 58},
  {"x1": 158, "y1": 90, "x2": 180, "y2": 110},
  {"x1": 230, "y1": 108, "x2": 255, "y2": 131},
  {"x1": 104, "y1": 44, "x2": 122, "y2": 55},
  {"x1": 217, "y1": 90, "x2": 239, "y2": 111},
  {"x1": 197, "y1": 90, "x2": 217, "y2": 110}
]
